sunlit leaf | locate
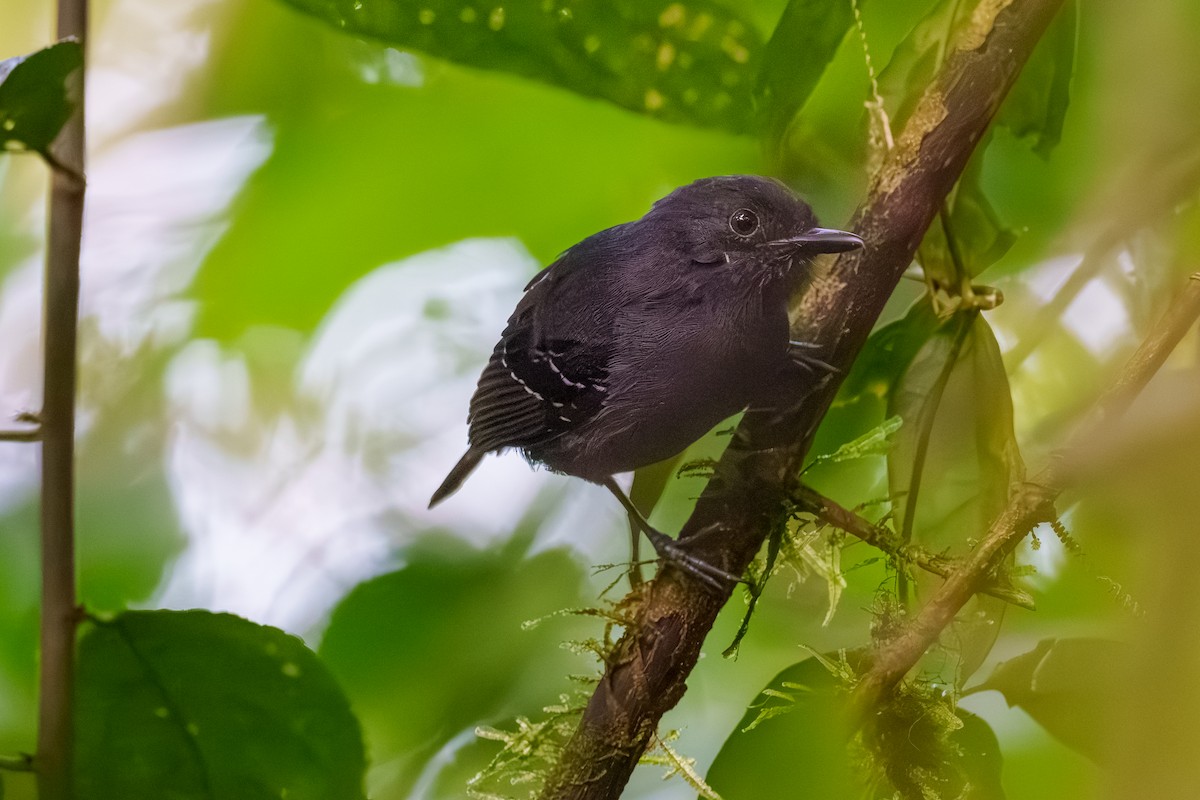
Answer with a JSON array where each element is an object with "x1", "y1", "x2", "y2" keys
[
  {"x1": 887, "y1": 314, "x2": 1022, "y2": 682},
  {"x1": 75, "y1": 610, "x2": 366, "y2": 800},
  {"x1": 809, "y1": 414, "x2": 902, "y2": 467},
  {"x1": 973, "y1": 638, "x2": 1130, "y2": 763},
  {"x1": 276, "y1": 0, "x2": 763, "y2": 132},
  {"x1": 756, "y1": 0, "x2": 853, "y2": 148},
  {"x1": 0, "y1": 40, "x2": 82, "y2": 156}
]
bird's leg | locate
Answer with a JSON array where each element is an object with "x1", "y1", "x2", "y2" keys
[
  {"x1": 787, "y1": 340, "x2": 840, "y2": 375},
  {"x1": 625, "y1": 512, "x2": 645, "y2": 587},
  {"x1": 602, "y1": 478, "x2": 742, "y2": 591}
]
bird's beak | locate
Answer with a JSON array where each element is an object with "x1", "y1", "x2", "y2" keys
[{"x1": 763, "y1": 227, "x2": 864, "y2": 255}]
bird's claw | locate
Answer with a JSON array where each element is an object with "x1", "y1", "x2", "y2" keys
[
  {"x1": 788, "y1": 340, "x2": 840, "y2": 375},
  {"x1": 643, "y1": 526, "x2": 743, "y2": 592}
]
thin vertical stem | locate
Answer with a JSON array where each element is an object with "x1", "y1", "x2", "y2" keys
[{"x1": 37, "y1": 2, "x2": 87, "y2": 798}]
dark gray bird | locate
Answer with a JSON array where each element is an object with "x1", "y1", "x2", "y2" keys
[{"x1": 429, "y1": 175, "x2": 863, "y2": 586}]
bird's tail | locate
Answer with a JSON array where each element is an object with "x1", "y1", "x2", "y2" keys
[{"x1": 428, "y1": 448, "x2": 487, "y2": 508}]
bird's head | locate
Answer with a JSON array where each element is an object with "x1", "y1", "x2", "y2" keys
[{"x1": 643, "y1": 175, "x2": 863, "y2": 291}]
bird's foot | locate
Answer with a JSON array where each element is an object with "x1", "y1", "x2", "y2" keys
[
  {"x1": 788, "y1": 340, "x2": 840, "y2": 375},
  {"x1": 643, "y1": 525, "x2": 743, "y2": 592}
]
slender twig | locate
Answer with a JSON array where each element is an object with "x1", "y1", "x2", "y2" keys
[
  {"x1": 37, "y1": 2, "x2": 88, "y2": 798},
  {"x1": 849, "y1": 273, "x2": 1200, "y2": 719},
  {"x1": 0, "y1": 427, "x2": 41, "y2": 442},
  {"x1": 792, "y1": 485, "x2": 1034, "y2": 610},
  {"x1": 539, "y1": 1, "x2": 1067, "y2": 797}
]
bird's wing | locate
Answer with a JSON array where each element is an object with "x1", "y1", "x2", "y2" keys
[{"x1": 466, "y1": 258, "x2": 613, "y2": 453}]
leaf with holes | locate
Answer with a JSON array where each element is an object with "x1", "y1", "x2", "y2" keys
[
  {"x1": 0, "y1": 40, "x2": 82, "y2": 156},
  {"x1": 74, "y1": 610, "x2": 366, "y2": 800},
  {"x1": 277, "y1": 0, "x2": 764, "y2": 132}
]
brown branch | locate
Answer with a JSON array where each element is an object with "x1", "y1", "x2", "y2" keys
[
  {"x1": 37, "y1": 2, "x2": 87, "y2": 799},
  {"x1": 850, "y1": 272, "x2": 1200, "y2": 718},
  {"x1": 793, "y1": 485, "x2": 1035, "y2": 610},
  {"x1": 538, "y1": 0, "x2": 1067, "y2": 797}
]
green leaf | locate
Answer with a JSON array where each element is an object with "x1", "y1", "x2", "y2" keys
[
  {"x1": 995, "y1": 0, "x2": 1077, "y2": 158},
  {"x1": 918, "y1": 139, "x2": 1018, "y2": 289},
  {"x1": 706, "y1": 656, "x2": 859, "y2": 799},
  {"x1": 974, "y1": 638, "x2": 1130, "y2": 763},
  {"x1": 630, "y1": 452, "x2": 686, "y2": 519},
  {"x1": 275, "y1": 0, "x2": 763, "y2": 133},
  {"x1": 0, "y1": 40, "x2": 82, "y2": 156},
  {"x1": 887, "y1": 313, "x2": 1023, "y2": 682},
  {"x1": 75, "y1": 610, "x2": 366, "y2": 800},
  {"x1": 839, "y1": 299, "x2": 941, "y2": 405},
  {"x1": 756, "y1": 0, "x2": 853, "y2": 147}
]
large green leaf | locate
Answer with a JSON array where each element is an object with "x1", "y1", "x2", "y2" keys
[
  {"x1": 973, "y1": 638, "x2": 1130, "y2": 763},
  {"x1": 886, "y1": 312, "x2": 1023, "y2": 682},
  {"x1": 0, "y1": 40, "x2": 82, "y2": 156},
  {"x1": 275, "y1": 0, "x2": 763, "y2": 132},
  {"x1": 75, "y1": 611, "x2": 366, "y2": 800}
]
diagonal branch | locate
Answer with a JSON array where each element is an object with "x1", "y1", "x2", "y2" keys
[
  {"x1": 539, "y1": 0, "x2": 1068, "y2": 797},
  {"x1": 850, "y1": 273, "x2": 1200, "y2": 717},
  {"x1": 793, "y1": 485, "x2": 1035, "y2": 610}
]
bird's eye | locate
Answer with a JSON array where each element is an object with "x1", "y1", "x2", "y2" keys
[{"x1": 729, "y1": 208, "x2": 759, "y2": 237}]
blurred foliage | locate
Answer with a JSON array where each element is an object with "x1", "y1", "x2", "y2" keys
[
  {"x1": 0, "y1": 0, "x2": 1198, "y2": 798},
  {"x1": 318, "y1": 534, "x2": 592, "y2": 799},
  {"x1": 971, "y1": 638, "x2": 1129, "y2": 763}
]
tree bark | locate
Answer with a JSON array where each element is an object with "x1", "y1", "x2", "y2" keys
[{"x1": 539, "y1": 0, "x2": 1067, "y2": 796}]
